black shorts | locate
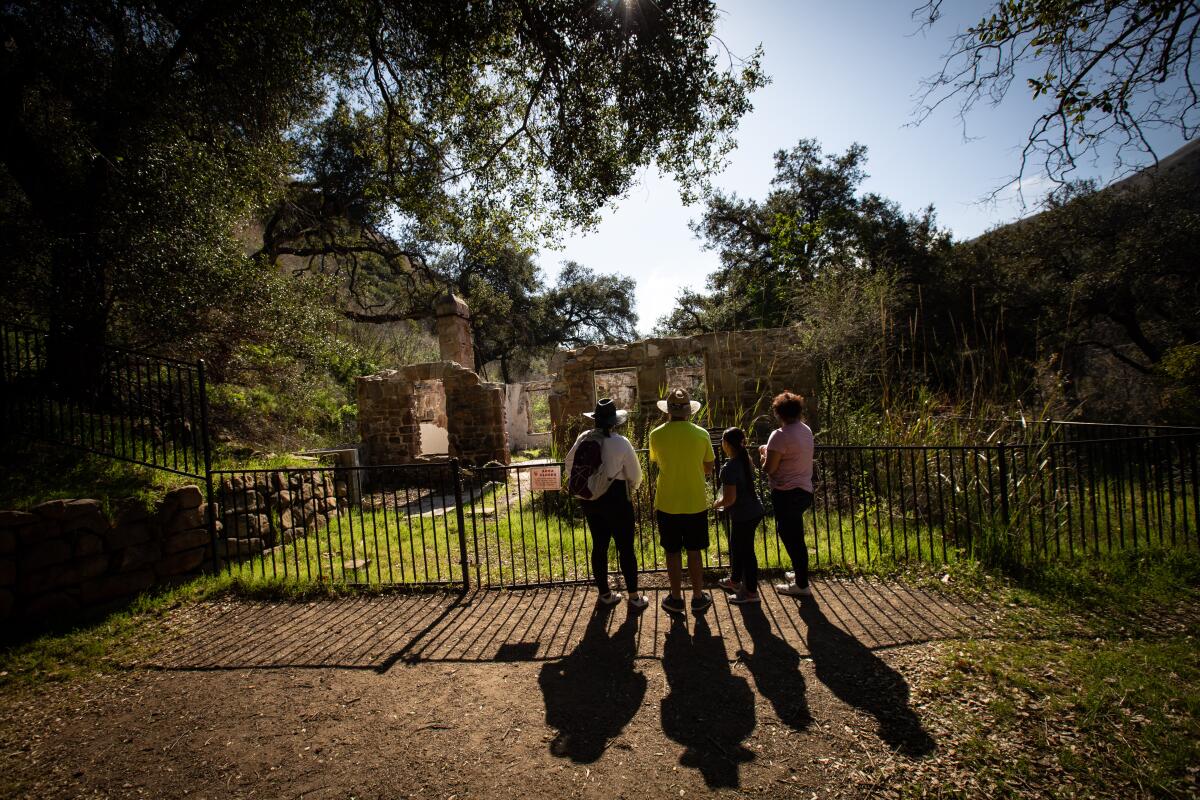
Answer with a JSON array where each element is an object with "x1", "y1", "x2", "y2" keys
[{"x1": 657, "y1": 510, "x2": 710, "y2": 554}]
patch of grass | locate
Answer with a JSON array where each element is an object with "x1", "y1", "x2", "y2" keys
[
  {"x1": 0, "y1": 444, "x2": 195, "y2": 516},
  {"x1": 913, "y1": 634, "x2": 1200, "y2": 798},
  {"x1": 891, "y1": 548, "x2": 1200, "y2": 798},
  {"x1": 0, "y1": 579, "x2": 215, "y2": 692}
]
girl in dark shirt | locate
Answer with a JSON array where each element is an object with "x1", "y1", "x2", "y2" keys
[{"x1": 712, "y1": 427, "x2": 766, "y2": 604}]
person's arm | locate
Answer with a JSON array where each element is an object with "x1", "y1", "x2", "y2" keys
[
  {"x1": 624, "y1": 439, "x2": 643, "y2": 492},
  {"x1": 563, "y1": 432, "x2": 584, "y2": 477},
  {"x1": 762, "y1": 430, "x2": 784, "y2": 477},
  {"x1": 713, "y1": 483, "x2": 737, "y2": 510}
]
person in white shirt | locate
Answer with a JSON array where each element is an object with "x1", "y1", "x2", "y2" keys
[{"x1": 564, "y1": 399, "x2": 647, "y2": 608}]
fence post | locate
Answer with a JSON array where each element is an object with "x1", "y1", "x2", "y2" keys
[
  {"x1": 451, "y1": 458, "x2": 471, "y2": 591},
  {"x1": 197, "y1": 360, "x2": 219, "y2": 573},
  {"x1": 997, "y1": 442, "x2": 1010, "y2": 526}
]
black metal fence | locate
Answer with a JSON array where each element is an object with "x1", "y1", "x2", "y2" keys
[
  {"x1": 209, "y1": 432, "x2": 1200, "y2": 590},
  {"x1": 0, "y1": 321, "x2": 212, "y2": 479},
  {"x1": 7, "y1": 318, "x2": 1198, "y2": 591}
]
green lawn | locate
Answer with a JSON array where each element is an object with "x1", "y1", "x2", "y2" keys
[{"x1": 211, "y1": 462, "x2": 1199, "y2": 591}]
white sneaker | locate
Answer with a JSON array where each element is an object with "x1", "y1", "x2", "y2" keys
[
  {"x1": 599, "y1": 591, "x2": 623, "y2": 605},
  {"x1": 627, "y1": 592, "x2": 649, "y2": 609},
  {"x1": 775, "y1": 582, "x2": 812, "y2": 597},
  {"x1": 784, "y1": 570, "x2": 795, "y2": 581}
]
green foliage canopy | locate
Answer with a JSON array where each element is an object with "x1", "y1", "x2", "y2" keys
[
  {"x1": 658, "y1": 139, "x2": 949, "y2": 335},
  {"x1": 0, "y1": 0, "x2": 764, "y2": 356},
  {"x1": 916, "y1": 0, "x2": 1200, "y2": 188}
]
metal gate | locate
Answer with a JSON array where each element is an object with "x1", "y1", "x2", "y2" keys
[{"x1": 211, "y1": 432, "x2": 1200, "y2": 590}]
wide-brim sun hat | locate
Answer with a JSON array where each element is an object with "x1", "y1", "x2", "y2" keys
[
  {"x1": 583, "y1": 398, "x2": 629, "y2": 426},
  {"x1": 656, "y1": 387, "x2": 701, "y2": 416}
]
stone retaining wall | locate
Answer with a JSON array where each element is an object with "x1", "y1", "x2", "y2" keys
[
  {"x1": 0, "y1": 486, "x2": 216, "y2": 621},
  {"x1": 216, "y1": 471, "x2": 343, "y2": 558}
]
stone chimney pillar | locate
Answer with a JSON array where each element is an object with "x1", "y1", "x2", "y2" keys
[{"x1": 434, "y1": 293, "x2": 475, "y2": 368}]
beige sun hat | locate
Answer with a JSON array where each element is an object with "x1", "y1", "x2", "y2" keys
[{"x1": 656, "y1": 387, "x2": 701, "y2": 416}]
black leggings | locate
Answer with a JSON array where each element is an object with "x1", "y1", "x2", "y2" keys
[
  {"x1": 582, "y1": 489, "x2": 638, "y2": 594},
  {"x1": 727, "y1": 516, "x2": 761, "y2": 593},
  {"x1": 771, "y1": 487, "x2": 813, "y2": 587}
]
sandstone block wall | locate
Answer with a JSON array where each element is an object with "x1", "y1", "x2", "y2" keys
[
  {"x1": 216, "y1": 471, "x2": 343, "y2": 558},
  {"x1": 0, "y1": 486, "x2": 216, "y2": 621},
  {"x1": 548, "y1": 328, "x2": 820, "y2": 447},
  {"x1": 356, "y1": 361, "x2": 509, "y2": 466},
  {"x1": 434, "y1": 294, "x2": 475, "y2": 370}
]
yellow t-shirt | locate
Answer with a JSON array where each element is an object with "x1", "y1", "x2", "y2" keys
[{"x1": 649, "y1": 421, "x2": 715, "y2": 514}]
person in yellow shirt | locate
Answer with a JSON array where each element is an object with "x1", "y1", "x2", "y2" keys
[{"x1": 649, "y1": 388, "x2": 714, "y2": 614}]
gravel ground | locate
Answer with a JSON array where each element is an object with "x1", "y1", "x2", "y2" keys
[{"x1": 0, "y1": 579, "x2": 993, "y2": 799}]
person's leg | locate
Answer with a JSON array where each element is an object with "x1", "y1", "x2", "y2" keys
[
  {"x1": 733, "y1": 518, "x2": 759, "y2": 594},
  {"x1": 613, "y1": 501, "x2": 639, "y2": 594},
  {"x1": 772, "y1": 490, "x2": 808, "y2": 587},
  {"x1": 684, "y1": 511, "x2": 710, "y2": 601},
  {"x1": 686, "y1": 549, "x2": 705, "y2": 599},
  {"x1": 659, "y1": 511, "x2": 684, "y2": 600},
  {"x1": 792, "y1": 491, "x2": 813, "y2": 588},
  {"x1": 585, "y1": 510, "x2": 613, "y2": 594},
  {"x1": 666, "y1": 551, "x2": 683, "y2": 598},
  {"x1": 724, "y1": 517, "x2": 742, "y2": 583}
]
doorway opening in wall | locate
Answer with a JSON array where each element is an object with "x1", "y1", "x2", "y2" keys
[
  {"x1": 664, "y1": 354, "x2": 707, "y2": 409},
  {"x1": 593, "y1": 368, "x2": 639, "y2": 416},
  {"x1": 527, "y1": 388, "x2": 551, "y2": 435},
  {"x1": 413, "y1": 379, "x2": 449, "y2": 457}
]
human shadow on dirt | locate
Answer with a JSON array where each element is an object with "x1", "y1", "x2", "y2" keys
[
  {"x1": 538, "y1": 602, "x2": 646, "y2": 763},
  {"x1": 799, "y1": 599, "x2": 936, "y2": 757},
  {"x1": 660, "y1": 614, "x2": 756, "y2": 788},
  {"x1": 735, "y1": 604, "x2": 812, "y2": 731}
]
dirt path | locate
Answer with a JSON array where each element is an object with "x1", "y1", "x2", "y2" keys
[{"x1": 1, "y1": 579, "x2": 995, "y2": 799}]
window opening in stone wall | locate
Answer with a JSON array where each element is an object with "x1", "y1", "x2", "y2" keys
[
  {"x1": 593, "y1": 368, "x2": 639, "y2": 415},
  {"x1": 664, "y1": 354, "x2": 707, "y2": 406},
  {"x1": 527, "y1": 388, "x2": 551, "y2": 434},
  {"x1": 413, "y1": 379, "x2": 449, "y2": 456}
]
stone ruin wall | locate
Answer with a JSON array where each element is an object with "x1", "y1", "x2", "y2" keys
[
  {"x1": 548, "y1": 327, "x2": 820, "y2": 447},
  {"x1": 356, "y1": 297, "x2": 817, "y2": 464},
  {"x1": 355, "y1": 293, "x2": 510, "y2": 467},
  {"x1": 217, "y1": 471, "x2": 344, "y2": 558},
  {"x1": 356, "y1": 361, "x2": 509, "y2": 466},
  {"x1": 0, "y1": 487, "x2": 216, "y2": 621}
]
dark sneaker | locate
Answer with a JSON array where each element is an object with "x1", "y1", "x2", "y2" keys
[
  {"x1": 661, "y1": 594, "x2": 687, "y2": 615},
  {"x1": 690, "y1": 592, "x2": 713, "y2": 613},
  {"x1": 717, "y1": 577, "x2": 741, "y2": 592},
  {"x1": 729, "y1": 591, "x2": 760, "y2": 605}
]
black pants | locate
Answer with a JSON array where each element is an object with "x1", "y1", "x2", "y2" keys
[
  {"x1": 727, "y1": 516, "x2": 762, "y2": 593},
  {"x1": 582, "y1": 484, "x2": 638, "y2": 594},
  {"x1": 771, "y1": 487, "x2": 813, "y2": 587}
]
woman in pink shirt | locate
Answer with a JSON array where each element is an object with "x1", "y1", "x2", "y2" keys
[{"x1": 757, "y1": 391, "x2": 814, "y2": 597}]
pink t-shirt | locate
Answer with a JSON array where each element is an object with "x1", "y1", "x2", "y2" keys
[{"x1": 765, "y1": 422, "x2": 814, "y2": 492}]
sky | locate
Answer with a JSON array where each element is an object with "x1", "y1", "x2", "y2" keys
[{"x1": 534, "y1": 0, "x2": 1193, "y2": 335}]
